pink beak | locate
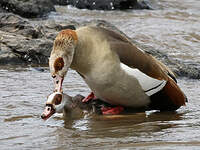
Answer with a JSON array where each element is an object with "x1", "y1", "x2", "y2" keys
[
  {"x1": 41, "y1": 104, "x2": 55, "y2": 120},
  {"x1": 54, "y1": 75, "x2": 64, "y2": 93}
]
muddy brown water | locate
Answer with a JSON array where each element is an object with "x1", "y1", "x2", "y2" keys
[{"x1": 1, "y1": 0, "x2": 200, "y2": 149}]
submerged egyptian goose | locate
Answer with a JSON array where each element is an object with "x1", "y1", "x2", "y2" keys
[
  {"x1": 41, "y1": 92, "x2": 88, "y2": 120},
  {"x1": 49, "y1": 26, "x2": 187, "y2": 111},
  {"x1": 41, "y1": 92, "x2": 123, "y2": 120},
  {"x1": 41, "y1": 92, "x2": 93, "y2": 120}
]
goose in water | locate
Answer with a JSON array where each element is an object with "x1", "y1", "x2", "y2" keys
[
  {"x1": 41, "y1": 92, "x2": 89, "y2": 120},
  {"x1": 41, "y1": 92, "x2": 125, "y2": 120},
  {"x1": 49, "y1": 26, "x2": 187, "y2": 113}
]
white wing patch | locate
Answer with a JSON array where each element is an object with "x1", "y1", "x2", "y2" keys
[{"x1": 120, "y1": 63, "x2": 166, "y2": 96}]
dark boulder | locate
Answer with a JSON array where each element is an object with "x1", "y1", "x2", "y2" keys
[
  {"x1": 67, "y1": 0, "x2": 151, "y2": 10},
  {"x1": 0, "y1": 13, "x2": 53, "y2": 64},
  {"x1": 0, "y1": 0, "x2": 55, "y2": 18},
  {"x1": 51, "y1": 0, "x2": 68, "y2": 5},
  {"x1": 0, "y1": 13, "x2": 79, "y2": 64}
]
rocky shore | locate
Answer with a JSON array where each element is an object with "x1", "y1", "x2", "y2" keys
[
  {"x1": 65, "y1": 0, "x2": 151, "y2": 10},
  {"x1": 0, "y1": 0, "x2": 199, "y2": 79},
  {"x1": 0, "y1": 0, "x2": 151, "y2": 18}
]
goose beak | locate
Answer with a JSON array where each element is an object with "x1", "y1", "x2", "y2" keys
[
  {"x1": 41, "y1": 104, "x2": 55, "y2": 120},
  {"x1": 53, "y1": 75, "x2": 64, "y2": 93}
]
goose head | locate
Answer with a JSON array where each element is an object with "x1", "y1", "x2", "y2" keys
[
  {"x1": 41, "y1": 92, "x2": 63, "y2": 120},
  {"x1": 41, "y1": 92, "x2": 85, "y2": 120},
  {"x1": 49, "y1": 29, "x2": 78, "y2": 92}
]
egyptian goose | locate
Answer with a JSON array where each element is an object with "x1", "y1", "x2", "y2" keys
[
  {"x1": 41, "y1": 92, "x2": 90, "y2": 120},
  {"x1": 41, "y1": 92, "x2": 124, "y2": 120},
  {"x1": 49, "y1": 26, "x2": 187, "y2": 112}
]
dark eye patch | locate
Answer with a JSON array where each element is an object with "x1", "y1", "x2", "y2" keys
[
  {"x1": 54, "y1": 57, "x2": 64, "y2": 73},
  {"x1": 46, "y1": 104, "x2": 54, "y2": 110},
  {"x1": 54, "y1": 94, "x2": 62, "y2": 105}
]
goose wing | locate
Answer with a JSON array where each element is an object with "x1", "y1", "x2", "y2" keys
[{"x1": 96, "y1": 27, "x2": 186, "y2": 106}]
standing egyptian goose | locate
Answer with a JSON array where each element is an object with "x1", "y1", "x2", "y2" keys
[{"x1": 49, "y1": 26, "x2": 187, "y2": 111}]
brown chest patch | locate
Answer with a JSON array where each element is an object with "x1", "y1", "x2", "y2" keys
[{"x1": 54, "y1": 57, "x2": 64, "y2": 72}]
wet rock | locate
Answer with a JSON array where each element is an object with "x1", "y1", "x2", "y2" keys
[
  {"x1": 0, "y1": 0, "x2": 55, "y2": 18},
  {"x1": 0, "y1": 6, "x2": 7, "y2": 13},
  {"x1": 67, "y1": 0, "x2": 151, "y2": 10},
  {"x1": 0, "y1": 13, "x2": 53, "y2": 64},
  {"x1": 0, "y1": 13, "x2": 79, "y2": 64},
  {"x1": 51, "y1": 0, "x2": 68, "y2": 5},
  {"x1": 142, "y1": 47, "x2": 200, "y2": 80},
  {"x1": 0, "y1": 30, "x2": 51, "y2": 64}
]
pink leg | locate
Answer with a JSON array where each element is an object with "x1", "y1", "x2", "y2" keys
[
  {"x1": 82, "y1": 92, "x2": 96, "y2": 103},
  {"x1": 101, "y1": 106, "x2": 124, "y2": 115}
]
